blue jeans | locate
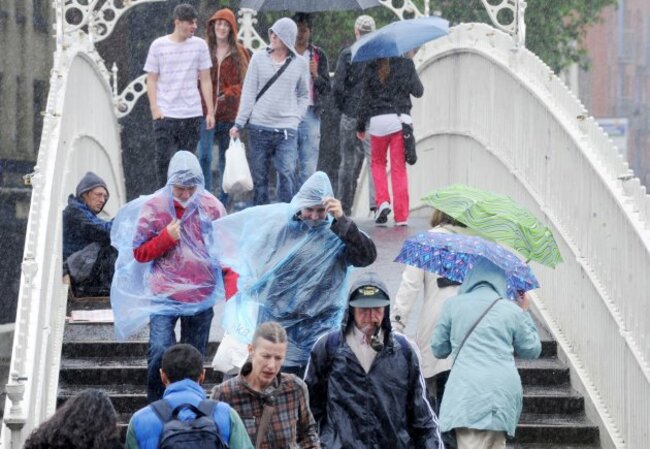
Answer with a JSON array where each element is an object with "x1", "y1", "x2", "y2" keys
[
  {"x1": 146, "y1": 307, "x2": 214, "y2": 402},
  {"x1": 248, "y1": 125, "x2": 298, "y2": 205},
  {"x1": 295, "y1": 107, "x2": 321, "y2": 189},
  {"x1": 197, "y1": 121, "x2": 233, "y2": 205}
]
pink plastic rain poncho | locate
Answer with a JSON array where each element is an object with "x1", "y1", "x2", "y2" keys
[{"x1": 110, "y1": 151, "x2": 227, "y2": 340}]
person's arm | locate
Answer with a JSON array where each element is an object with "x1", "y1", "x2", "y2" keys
[
  {"x1": 228, "y1": 408, "x2": 254, "y2": 449},
  {"x1": 67, "y1": 206, "x2": 113, "y2": 246},
  {"x1": 222, "y1": 267, "x2": 239, "y2": 299},
  {"x1": 296, "y1": 59, "x2": 311, "y2": 120},
  {"x1": 430, "y1": 303, "x2": 452, "y2": 359},
  {"x1": 407, "y1": 58, "x2": 424, "y2": 98},
  {"x1": 296, "y1": 380, "x2": 321, "y2": 449},
  {"x1": 232, "y1": 55, "x2": 259, "y2": 135},
  {"x1": 405, "y1": 342, "x2": 443, "y2": 449},
  {"x1": 199, "y1": 68, "x2": 215, "y2": 129},
  {"x1": 513, "y1": 295, "x2": 542, "y2": 359},
  {"x1": 132, "y1": 211, "x2": 180, "y2": 263},
  {"x1": 124, "y1": 420, "x2": 140, "y2": 449},
  {"x1": 355, "y1": 65, "x2": 371, "y2": 133},
  {"x1": 312, "y1": 47, "x2": 330, "y2": 96},
  {"x1": 391, "y1": 265, "x2": 426, "y2": 332},
  {"x1": 329, "y1": 215, "x2": 377, "y2": 267},
  {"x1": 133, "y1": 227, "x2": 178, "y2": 262},
  {"x1": 303, "y1": 334, "x2": 329, "y2": 426},
  {"x1": 331, "y1": 49, "x2": 348, "y2": 112},
  {"x1": 146, "y1": 72, "x2": 163, "y2": 120}
]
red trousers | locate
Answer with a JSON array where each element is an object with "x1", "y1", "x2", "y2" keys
[{"x1": 370, "y1": 131, "x2": 409, "y2": 222}]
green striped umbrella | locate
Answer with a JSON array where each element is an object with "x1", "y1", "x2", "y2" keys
[{"x1": 421, "y1": 184, "x2": 562, "y2": 268}]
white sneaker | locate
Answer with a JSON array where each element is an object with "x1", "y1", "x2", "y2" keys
[
  {"x1": 395, "y1": 221, "x2": 408, "y2": 227},
  {"x1": 374, "y1": 202, "x2": 391, "y2": 225}
]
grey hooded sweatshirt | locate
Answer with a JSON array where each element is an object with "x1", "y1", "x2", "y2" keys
[{"x1": 235, "y1": 17, "x2": 310, "y2": 130}]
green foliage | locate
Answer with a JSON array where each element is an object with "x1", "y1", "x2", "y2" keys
[
  {"x1": 215, "y1": 0, "x2": 615, "y2": 73},
  {"x1": 428, "y1": 0, "x2": 618, "y2": 72}
]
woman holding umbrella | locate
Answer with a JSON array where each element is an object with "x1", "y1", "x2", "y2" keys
[
  {"x1": 197, "y1": 8, "x2": 250, "y2": 204},
  {"x1": 391, "y1": 209, "x2": 468, "y2": 412},
  {"x1": 356, "y1": 54, "x2": 423, "y2": 226},
  {"x1": 430, "y1": 259, "x2": 542, "y2": 449}
]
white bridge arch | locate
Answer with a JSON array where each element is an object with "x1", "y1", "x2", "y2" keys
[
  {"x1": 356, "y1": 22, "x2": 649, "y2": 449},
  {"x1": 3, "y1": 4, "x2": 649, "y2": 449},
  {"x1": 1, "y1": 20, "x2": 125, "y2": 449}
]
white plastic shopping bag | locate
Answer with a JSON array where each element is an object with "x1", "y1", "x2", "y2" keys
[
  {"x1": 211, "y1": 332, "x2": 249, "y2": 374},
  {"x1": 222, "y1": 138, "x2": 253, "y2": 194}
]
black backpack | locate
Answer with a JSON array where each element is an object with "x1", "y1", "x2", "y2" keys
[{"x1": 150, "y1": 399, "x2": 230, "y2": 449}]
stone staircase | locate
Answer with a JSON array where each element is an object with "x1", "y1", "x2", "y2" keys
[
  {"x1": 508, "y1": 321, "x2": 600, "y2": 448},
  {"x1": 58, "y1": 308, "x2": 601, "y2": 448}
]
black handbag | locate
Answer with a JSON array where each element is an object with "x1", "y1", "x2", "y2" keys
[{"x1": 401, "y1": 120, "x2": 417, "y2": 165}]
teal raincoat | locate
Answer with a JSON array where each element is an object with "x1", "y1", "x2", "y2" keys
[{"x1": 430, "y1": 259, "x2": 541, "y2": 437}]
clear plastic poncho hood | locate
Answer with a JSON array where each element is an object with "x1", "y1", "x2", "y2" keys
[
  {"x1": 110, "y1": 151, "x2": 227, "y2": 340},
  {"x1": 212, "y1": 172, "x2": 351, "y2": 366}
]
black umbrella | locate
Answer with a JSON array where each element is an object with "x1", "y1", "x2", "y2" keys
[{"x1": 239, "y1": 0, "x2": 380, "y2": 12}]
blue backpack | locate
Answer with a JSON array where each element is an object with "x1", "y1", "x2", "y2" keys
[{"x1": 150, "y1": 399, "x2": 230, "y2": 449}]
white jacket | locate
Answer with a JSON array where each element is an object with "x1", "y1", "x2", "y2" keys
[{"x1": 391, "y1": 224, "x2": 468, "y2": 378}]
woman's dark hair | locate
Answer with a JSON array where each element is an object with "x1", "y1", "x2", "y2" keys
[
  {"x1": 377, "y1": 58, "x2": 390, "y2": 84},
  {"x1": 206, "y1": 12, "x2": 247, "y2": 80},
  {"x1": 23, "y1": 389, "x2": 120, "y2": 449},
  {"x1": 430, "y1": 208, "x2": 465, "y2": 228}
]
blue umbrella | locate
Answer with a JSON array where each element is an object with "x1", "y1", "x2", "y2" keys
[
  {"x1": 394, "y1": 232, "x2": 539, "y2": 300},
  {"x1": 351, "y1": 16, "x2": 449, "y2": 63}
]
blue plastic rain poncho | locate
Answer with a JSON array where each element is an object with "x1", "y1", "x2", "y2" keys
[
  {"x1": 430, "y1": 259, "x2": 541, "y2": 437},
  {"x1": 213, "y1": 172, "x2": 363, "y2": 367},
  {"x1": 110, "y1": 151, "x2": 227, "y2": 340}
]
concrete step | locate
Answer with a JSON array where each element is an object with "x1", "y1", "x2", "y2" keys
[
  {"x1": 58, "y1": 383, "x2": 219, "y2": 413},
  {"x1": 61, "y1": 341, "x2": 220, "y2": 358},
  {"x1": 58, "y1": 356, "x2": 222, "y2": 386},
  {"x1": 516, "y1": 357, "x2": 570, "y2": 386},
  {"x1": 58, "y1": 382, "x2": 584, "y2": 419},
  {"x1": 515, "y1": 413, "x2": 599, "y2": 445},
  {"x1": 522, "y1": 384, "x2": 584, "y2": 415}
]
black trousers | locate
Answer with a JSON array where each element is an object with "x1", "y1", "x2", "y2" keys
[{"x1": 152, "y1": 116, "x2": 203, "y2": 187}]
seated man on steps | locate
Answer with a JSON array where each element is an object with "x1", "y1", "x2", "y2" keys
[
  {"x1": 63, "y1": 171, "x2": 117, "y2": 297},
  {"x1": 125, "y1": 343, "x2": 252, "y2": 449}
]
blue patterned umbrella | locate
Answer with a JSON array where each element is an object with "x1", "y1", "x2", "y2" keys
[{"x1": 394, "y1": 232, "x2": 539, "y2": 300}]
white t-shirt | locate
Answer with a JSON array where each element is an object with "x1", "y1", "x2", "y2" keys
[
  {"x1": 144, "y1": 36, "x2": 212, "y2": 118},
  {"x1": 368, "y1": 113, "x2": 412, "y2": 137}
]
